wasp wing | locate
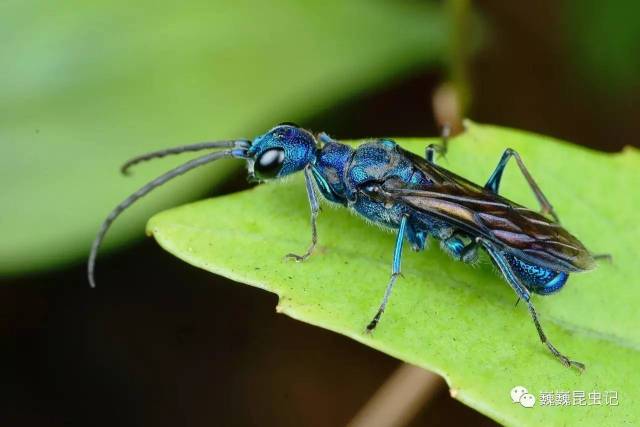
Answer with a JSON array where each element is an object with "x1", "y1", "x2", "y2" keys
[{"x1": 386, "y1": 149, "x2": 595, "y2": 272}]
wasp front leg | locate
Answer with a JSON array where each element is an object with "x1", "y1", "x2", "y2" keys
[
  {"x1": 484, "y1": 148, "x2": 560, "y2": 223},
  {"x1": 286, "y1": 166, "x2": 320, "y2": 262},
  {"x1": 318, "y1": 131, "x2": 339, "y2": 146}
]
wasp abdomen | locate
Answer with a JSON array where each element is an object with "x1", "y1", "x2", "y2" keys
[{"x1": 505, "y1": 253, "x2": 568, "y2": 295}]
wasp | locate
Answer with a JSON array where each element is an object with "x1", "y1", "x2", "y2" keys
[{"x1": 89, "y1": 123, "x2": 604, "y2": 371}]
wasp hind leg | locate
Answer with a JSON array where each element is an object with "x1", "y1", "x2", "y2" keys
[
  {"x1": 366, "y1": 215, "x2": 408, "y2": 332},
  {"x1": 484, "y1": 148, "x2": 560, "y2": 223},
  {"x1": 477, "y1": 237, "x2": 585, "y2": 371},
  {"x1": 286, "y1": 166, "x2": 320, "y2": 262},
  {"x1": 593, "y1": 253, "x2": 613, "y2": 263},
  {"x1": 441, "y1": 234, "x2": 478, "y2": 263}
]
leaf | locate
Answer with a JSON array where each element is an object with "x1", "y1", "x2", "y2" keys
[
  {"x1": 147, "y1": 122, "x2": 640, "y2": 425},
  {"x1": 0, "y1": 0, "x2": 449, "y2": 275}
]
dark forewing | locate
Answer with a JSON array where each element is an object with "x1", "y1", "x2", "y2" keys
[{"x1": 387, "y1": 148, "x2": 595, "y2": 272}]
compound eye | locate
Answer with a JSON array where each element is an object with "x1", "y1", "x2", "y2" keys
[{"x1": 255, "y1": 147, "x2": 285, "y2": 179}]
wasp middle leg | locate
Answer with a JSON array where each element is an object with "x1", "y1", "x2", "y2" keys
[
  {"x1": 425, "y1": 124, "x2": 450, "y2": 164},
  {"x1": 366, "y1": 215, "x2": 409, "y2": 332}
]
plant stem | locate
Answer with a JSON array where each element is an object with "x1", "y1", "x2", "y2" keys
[
  {"x1": 347, "y1": 363, "x2": 444, "y2": 427},
  {"x1": 449, "y1": 0, "x2": 472, "y2": 116}
]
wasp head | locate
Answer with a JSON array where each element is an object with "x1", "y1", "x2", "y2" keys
[{"x1": 247, "y1": 123, "x2": 317, "y2": 181}]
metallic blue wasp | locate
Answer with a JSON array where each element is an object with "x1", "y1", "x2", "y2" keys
[{"x1": 89, "y1": 123, "x2": 602, "y2": 371}]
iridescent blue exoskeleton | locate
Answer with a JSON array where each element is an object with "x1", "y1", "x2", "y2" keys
[{"x1": 89, "y1": 123, "x2": 604, "y2": 371}]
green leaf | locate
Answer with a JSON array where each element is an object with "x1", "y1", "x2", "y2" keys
[
  {"x1": 0, "y1": 0, "x2": 448, "y2": 275},
  {"x1": 148, "y1": 122, "x2": 640, "y2": 425}
]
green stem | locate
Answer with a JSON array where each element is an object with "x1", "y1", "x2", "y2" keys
[{"x1": 449, "y1": 0, "x2": 472, "y2": 116}]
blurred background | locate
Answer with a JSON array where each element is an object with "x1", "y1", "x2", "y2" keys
[{"x1": 1, "y1": 0, "x2": 638, "y2": 425}]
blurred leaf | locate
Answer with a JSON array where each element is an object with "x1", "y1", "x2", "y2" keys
[
  {"x1": 148, "y1": 122, "x2": 640, "y2": 425},
  {"x1": 564, "y1": 0, "x2": 640, "y2": 93},
  {"x1": 0, "y1": 0, "x2": 449, "y2": 275}
]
